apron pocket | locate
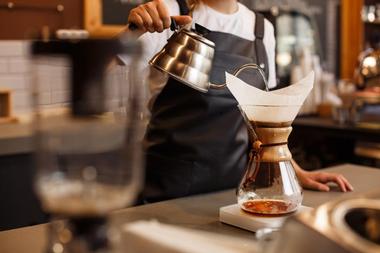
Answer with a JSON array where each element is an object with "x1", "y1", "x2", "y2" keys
[{"x1": 144, "y1": 152, "x2": 197, "y2": 202}]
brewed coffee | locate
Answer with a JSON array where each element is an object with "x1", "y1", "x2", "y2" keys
[{"x1": 242, "y1": 200, "x2": 296, "y2": 215}]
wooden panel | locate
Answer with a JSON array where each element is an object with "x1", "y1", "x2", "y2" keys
[
  {"x1": 84, "y1": 0, "x2": 125, "y2": 38},
  {"x1": 102, "y1": 0, "x2": 132, "y2": 25},
  {"x1": 340, "y1": 0, "x2": 364, "y2": 80},
  {"x1": 0, "y1": 89, "x2": 17, "y2": 124},
  {"x1": 0, "y1": 89, "x2": 11, "y2": 117},
  {"x1": 84, "y1": 0, "x2": 138, "y2": 38},
  {"x1": 0, "y1": 0, "x2": 83, "y2": 39}
]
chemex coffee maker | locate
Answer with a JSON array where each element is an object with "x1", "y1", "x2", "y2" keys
[
  {"x1": 31, "y1": 36, "x2": 145, "y2": 253},
  {"x1": 226, "y1": 69, "x2": 315, "y2": 215}
]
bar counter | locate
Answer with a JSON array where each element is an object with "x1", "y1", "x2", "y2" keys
[{"x1": 1, "y1": 164, "x2": 380, "y2": 253}]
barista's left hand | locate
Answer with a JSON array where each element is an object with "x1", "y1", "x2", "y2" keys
[
  {"x1": 292, "y1": 160, "x2": 354, "y2": 192},
  {"x1": 296, "y1": 170, "x2": 354, "y2": 192}
]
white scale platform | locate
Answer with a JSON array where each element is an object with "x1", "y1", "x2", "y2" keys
[{"x1": 219, "y1": 204, "x2": 313, "y2": 232}]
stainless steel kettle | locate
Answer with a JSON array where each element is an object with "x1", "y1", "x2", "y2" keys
[
  {"x1": 149, "y1": 19, "x2": 217, "y2": 92},
  {"x1": 142, "y1": 19, "x2": 269, "y2": 93}
]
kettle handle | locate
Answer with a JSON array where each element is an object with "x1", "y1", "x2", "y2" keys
[
  {"x1": 129, "y1": 17, "x2": 178, "y2": 32},
  {"x1": 209, "y1": 63, "x2": 269, "y2": 92}
]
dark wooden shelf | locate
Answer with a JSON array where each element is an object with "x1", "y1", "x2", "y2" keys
[
  {"x1": 293, "y1": 116, "x2": 380, "y2": 142},
  {"x1": 364, "y1": 20, "x2": 380, "y2": 26}
]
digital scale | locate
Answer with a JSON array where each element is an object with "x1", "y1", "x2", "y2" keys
[{"x1": 219, "y1": 204, "x2": 313, "y2": 232}]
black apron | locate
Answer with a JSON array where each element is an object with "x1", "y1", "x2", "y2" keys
[{"x1": 143, "y1": 0, "x2": 269, "y2": 202}]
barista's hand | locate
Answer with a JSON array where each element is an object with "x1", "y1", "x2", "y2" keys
[
  {"x1": 128, "y1": 0, "x2": 192, "y2": 33},
  {"x1": 297, "y1": 170, "x2": 354, "y2": 193},
  {"x1": 292, "y1": 159, "x2": 354, "y2": 192}
]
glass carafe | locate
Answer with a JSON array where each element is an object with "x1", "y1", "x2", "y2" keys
[
  {"x1": 237, "y1": 105, "x2": 303, "y2": 215},
  {"x1": 31, "y1": 38, "x2": 146, "y2": 253}
]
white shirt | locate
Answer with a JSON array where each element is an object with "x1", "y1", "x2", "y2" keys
[{"x1": 138, "y1": 0, "x2": 277, "y2": 98}]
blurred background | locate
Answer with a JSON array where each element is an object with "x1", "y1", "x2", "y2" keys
[{"x1": 0, "y1": 0, "x2": 378, "y2": 231}]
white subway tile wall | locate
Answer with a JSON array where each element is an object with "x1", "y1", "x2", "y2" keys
[
  {"x1": 0, "y1": 58, "x2": 8, "y2": 73},
  {"x1": 51, "y1": 91, "x2": 69, "y2": 104},
  {"x1": 0, "y1": 75, "x2": 27, "y2": 90},
  {"x1": 9, "y1": 57, "x2": 30, "y2": 73},
  {"x1": 0, "y1": 40, "x2": 71, "y2": 113},
  {"x1": 0, "y1": 41, "x2": 144, "y2": 115},
  {"x1": 0, "y1": 41, "x2": 26, "y2": 57}
]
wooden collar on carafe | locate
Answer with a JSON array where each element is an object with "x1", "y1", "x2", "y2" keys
[{"x1": 251, "y1": 126, "x2": 293, "y2": 162}]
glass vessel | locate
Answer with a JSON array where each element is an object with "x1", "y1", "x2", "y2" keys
[
  {"x1": 237, "y1": 105, "x2": 303, "y2": 215},
  {"x1": 31, "y1": 37, "x2": 145, "y2": 253}
]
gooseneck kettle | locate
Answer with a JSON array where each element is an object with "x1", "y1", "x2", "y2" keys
[{"x1": 132, "y1": 18, "x2": 268, "y2": 92}]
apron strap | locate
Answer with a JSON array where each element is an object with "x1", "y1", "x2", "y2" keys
[
  {"x1": 254, "y1": 12, "x2": 269, "y2": 81},
  {"x1": 176, "y1": 0, "x2": 190, "y2": 15}
]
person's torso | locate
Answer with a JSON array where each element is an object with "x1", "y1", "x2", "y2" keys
[{"x1": 143, "y1": 0, "x2": 270, "y2": 201}]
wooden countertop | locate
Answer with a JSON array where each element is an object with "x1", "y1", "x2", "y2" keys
[
  {"x1": 0, "y1": 122, "x2": 32, "y2": 155},
  {"x1": 0, "y1": 164, "x2": 379, "y2": 253}
]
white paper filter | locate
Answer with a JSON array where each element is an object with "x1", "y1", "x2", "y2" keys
[
  {"x1": 240, "y1": 105, "x2": 302, "y2": 123},
  {"x1": 226, "y1": 71, "x2": 314, "y2": 122}
]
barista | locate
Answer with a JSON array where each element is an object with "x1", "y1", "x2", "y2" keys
[{"x1": 125, "y1": 0, "x2": 354, "y2": 202}]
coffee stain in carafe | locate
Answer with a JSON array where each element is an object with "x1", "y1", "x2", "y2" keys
[{"x1": 242, "y1": 199, "x2": 295, "y2": 216}]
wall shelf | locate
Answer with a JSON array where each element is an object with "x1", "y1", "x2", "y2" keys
[{"x1": 364, "y1": 20, "x2": 380, "y2": 26}]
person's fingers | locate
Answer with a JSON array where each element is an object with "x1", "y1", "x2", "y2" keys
[
  {"x1": 319, "y1": 173, "x2": 347, "y2": 192},
  {"x1": 341, "y1": 176, "x2": 354, "y2": 191},
  {"x1": 172, "y1": 15, "x2": 193, "y2": 26},
  {"x1": 156, "y1": 0, "x2": 171, "y2": 29},
  {"x1": 127, "y1": 1, "x2": 191, "y2": 33},
  {"x1": 335, "y1": 175, "x2": 347, "y2": 192},
  {"x1": 135, "y1": 6, "x2": 154, "y2": 32},
  {"x1": 304, "y1": 178, "x2": 330, "y2": 192},
  {"x1": 313, "y1": 172, "x2": 334, "y2": 183},
  {"x1": 328, "y1": 174, "x2": 348, "y2": 192},
  {"x1": 300, "y1": 171, "x2": 353, "y2": 193},
  {"x1": 128, "y1": 10, "x2": 146, "y2": 32},
  {"x1": 128, "y1": 10, "x2": 143, "y2": 27},
  {"x1": 145, "y1": 1, "x2": 164, "y2": 32}
]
